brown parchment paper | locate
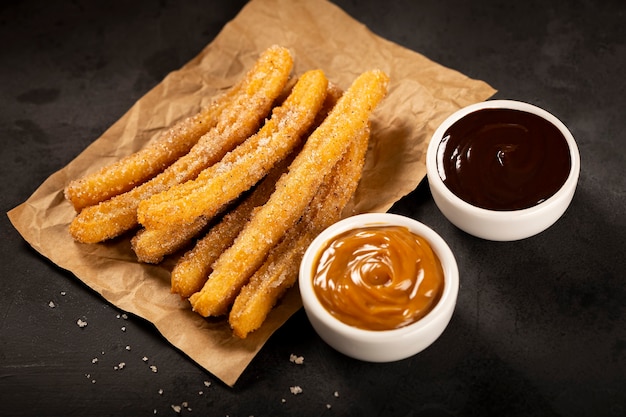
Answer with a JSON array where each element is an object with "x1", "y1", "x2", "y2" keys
[{"x1": 7, "y1": 0, "x2": 495, "y2": 386}]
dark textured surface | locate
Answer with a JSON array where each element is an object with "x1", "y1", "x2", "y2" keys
[{"x1": 1, "y1": 0, "x2": 625, "y2": 416}]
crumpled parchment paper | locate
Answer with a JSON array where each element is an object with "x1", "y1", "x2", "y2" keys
[{"x1": 8, "y1": 0, "x2": 496, "y2": 386}]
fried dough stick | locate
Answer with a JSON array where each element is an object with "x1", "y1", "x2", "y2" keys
[
  {"x1": 168, "y1": 158, "x2": 290, "y2": 297},
  {"x1": 128, "y1": 148, "x2": 292, "y2": 266},
  {"x1": 68, "y1": 46, "x2": 293, "y2": 243},
  {"x1": 132, "y1": 70, "x2": 328, "y2": 261},
  {"x1": 64, "y1": 84, "x2": 242, "y2": 212},
  {"x1": 131, "y1": 75, "x2": 337, "y2": 264},
  {"x1": 136, "y1": 69, "x2": 329, "y2": 230},
  {"x1": 132, "y1": 154, "x2": 291, "y2": 265},
  {"x1": 230, "y1": 126, "x2": 370, "y2": 338},
  {"x1": 168, "y1": 84, "x2": 343, "y2": 296},
  {"x1": 167, "y1": 84, "x2": 343, "y2": 295},
  {"x1": 189, "y1": 70, "x2": 389, "y2": 317}
]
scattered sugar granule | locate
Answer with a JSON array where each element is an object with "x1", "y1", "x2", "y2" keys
[
  {"x1": 290, "y1": 386, "x2": 303, "y2": 395},
  {"x1": 198, "y1": 391, "x2": 204, "y2": 396},
  {"x1": 121, "y1": 326, "x2": 126, "y2": 332},
  {"x1": 125, "y1": 345, "x2": 131, "y2": 351},
  {"x1": 203, "y1": 381, "x2": 211, "y2": 388},
  {"x1": 77, "y1": 319, "x2": 88, "y2": 328},
  {"x1": 150, "y1": 365, "x2": 158, "y2": 373},
  {"x1": 289, "y1": 354, "x2": 304, "y2": 365},
  {"x1": 281, "y1": 398, "x2": 286, "y2": 404},
  {"x1": 171, "y1": 405, "x2": 182, "y2": 413},
  {"x1": 114, "y1": 362, "x2": 126, "y2": 370},
  {"x1": 48, "y1": 301, "x2": 56, "y2": 308},
  {"x1": 91, "y1": 358, "x2": 98, "y2": 364},
  {"x1": 122, "y1": 313, "x2": 128, "y2": 319},
  {"x1": 326, "y1": 404, "x2": 332, "y2": 409},
  {"x1": 158, "y1": 389, "x2": 163, "y2": 395},
  {"x1": 142, "y1": 356, "x2": 149, "y2": 362},
  {"x1": 334, "y1": 391, "x2": 340, "y2": 398},
  {"x1": 60, "y1": 291, "x2": 66, "y2": 296}
]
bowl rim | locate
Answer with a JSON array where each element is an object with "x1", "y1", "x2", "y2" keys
[
  {"x1": 426, "y1": 99, "x2": 581, "y2": 217},
  {"x1": 299, "y1": 212, "x2": 459, "y2": 341}
]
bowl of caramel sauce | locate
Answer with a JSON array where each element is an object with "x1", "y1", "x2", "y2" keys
[
  {"x1": 426, "y1": 100, "x2": 580, "y2": 241},
  {"x1": 299, "y1": 213, "x2": 459, "y2": 362}
]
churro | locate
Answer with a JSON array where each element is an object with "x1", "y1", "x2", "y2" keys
[
  {"x1": 189, "y1": 70, "x2": 389, "y2": 317},
  {"x1": 136, "y1": 69, "x2": 329, "y2": 230},
  {"x1": 64, "y1": 85, "x2": 242, "y2": 212},
  {"x1": 69, "y1": 45, "x2": 293, "y2": 243},
  {"x1": 168, "y1": 157, "x2": 291, "y2": 297},
  {"x1": 229, "y1": 125, "x2": 371, "y2": 338},
  {"x1": 168, "y1": 82, "x2": 342, "y2": 295},
  {"x1": 132, "y1": 72, "x2": 334, "y2": 263}
]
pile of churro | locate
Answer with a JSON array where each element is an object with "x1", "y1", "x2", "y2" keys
[{"x1": 65, "y1": 45, "x2": 389, "y2": 338}]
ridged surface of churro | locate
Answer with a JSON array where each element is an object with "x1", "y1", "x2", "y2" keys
[
  {"x1": 229, "y1": 126, "x2": 370, "y2": 338},
  {"x1": 136, "y1": 69, "x2": 329, "y2": 230},
  {"x1": 168, "y1": 157, "x2": 291, "y2": 297},
  {"x1": 131, "y1": 70, "x2": 328, "y2": 261},
  {"x1": 189, "y1": 70, "x2": 389, "y2": 317},
  {"x1": 64, "y1": 85, "x2": 242, "y2": 212},
  {"x1": 69, "y1": 46, "x2": 293, "y2": 243}
]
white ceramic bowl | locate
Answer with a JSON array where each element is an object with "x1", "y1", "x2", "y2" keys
[
  {"x1": 426, "y1": 100, "x2": 580, "y2": 241},
  {"x1": 299, "y1": 213, "x2": 459, "y2": 362}
]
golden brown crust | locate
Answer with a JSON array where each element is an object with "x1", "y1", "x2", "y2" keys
[
  {"x1": 167, "y1": 81, "x2": 344, "y2": 298},
  {"x1": 189, "y1": 70, "x2": 389, "y2": 318},
  {"x1": 131, "y1": 69, "x2": 329, "y2": 261},
  {"x1": 229, "y1": 126, "x2": 371, "y2": 338},
  {"x1": 64, "y1": 84, "x2": 242, "y2": 212},
  {"x1": 168, "y1": 157, "x2": 291, "y2": 298},
  {"x1": 64, "y1": 46, "x2": 390, "y2": 337},
  {"x1": 68, "y1": 46, "x2": 293, "y2": 243},
  {"x1": 136, "y1": 69, "x2": 330, "y2": 230}
]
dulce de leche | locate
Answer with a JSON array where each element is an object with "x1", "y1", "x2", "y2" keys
[{"x1": 311, "y1": 225, "x2": 445, "y2": 331}]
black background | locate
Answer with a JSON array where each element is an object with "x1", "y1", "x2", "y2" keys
[{"x1": 1, "y1": 0, "x2": 625, "y2": 416}]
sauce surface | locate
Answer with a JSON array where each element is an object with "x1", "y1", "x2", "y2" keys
[
  {"x1": 312, "y1": 225, "x2": 444, "y2": 331},
  {"x1": 437, "y1": 108, "x2": 571, "y2": 211}
]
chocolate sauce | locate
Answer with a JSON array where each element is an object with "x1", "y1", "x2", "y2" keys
[{"x1": 437, "y1": 108, "x2": 571, "y2": 211}]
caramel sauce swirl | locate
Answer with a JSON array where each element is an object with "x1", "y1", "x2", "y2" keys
[{"x1": 312, "y1": 225, "x2": 445, "y2": 331}]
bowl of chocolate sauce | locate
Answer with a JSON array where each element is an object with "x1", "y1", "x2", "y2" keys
[{"x1": 426, "y1": 100, "x2": 580, "y2": 241}]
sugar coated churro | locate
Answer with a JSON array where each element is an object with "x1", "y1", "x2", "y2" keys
[
  {"x1": 168, "y1": 157, "x2": 291, "y2": 298},
  {"x1": 189, "y1": 70, "x2": 389, "y2": 317},
  {"x1": 168, "y1": 82, "x2": 341, "y2": 295},
  {"x1": 229, "y1": 125, "x2": 371, "y2": 338},
  {"x1": 64, "y1": 41, "x2": 392, "y2": 338},
  {"x1": 69, "y1": 45, "x2": 293, "y2": 243},
  {"x1": 64, "y1": 84, "x2": 242, "y2": 212},
  {"x1": 131, "y1": 70, "x2": 328, "y2": 261},
  {"x1": 136, "y1": 69, "x2": 329, "y2": 230}
]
